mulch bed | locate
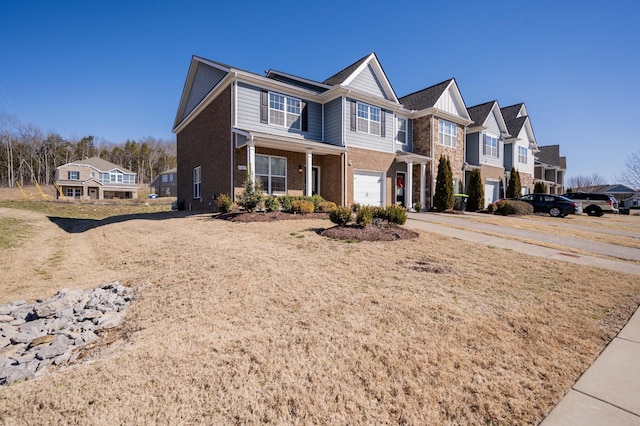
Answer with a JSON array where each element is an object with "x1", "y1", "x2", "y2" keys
[{"x1": 215, "y1": 211, "x2": 419, "y2": 241}]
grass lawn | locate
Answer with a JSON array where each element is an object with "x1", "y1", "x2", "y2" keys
[{"x1": 1, "y1": 196, "x2": 639, "y2": 424}]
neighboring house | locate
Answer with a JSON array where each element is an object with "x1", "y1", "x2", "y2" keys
[
  {"x1": 55, "y1": 157, "x2": 137, "y2": 200},
  {"x1": 150, "y1": 168, "x2": 177, "y2": 196},
  {"x1": 535, "y1": 145, "x2": 566, "y2": 194},
  {"x1": 172, "y1": 53, "x2": 437, "y2": 211},
  {"x1": 398, "y1": 79, "x2": 472, "y2": 201},
  {"x1": 500, "y1": 103, "x2": 539, "y2": 194},
  {"x1": 465, "y1": 101, "x2": 510, "y2": 206}
]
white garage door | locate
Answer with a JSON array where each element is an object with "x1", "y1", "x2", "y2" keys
[
  {"x1": 354, "y1": 170, "x2": 384, "y2": 206},
  {"x1": 485, "y1": 182, "x2": 499, "y2": 207}
]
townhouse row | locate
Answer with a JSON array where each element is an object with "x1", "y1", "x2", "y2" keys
[{"x1": 172, "y1": 53, "x2": 566, "y2": 211}]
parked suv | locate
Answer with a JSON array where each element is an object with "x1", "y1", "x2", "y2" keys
[{"x1": 562, "y1": 192, "x2": 619, "y2": 216}]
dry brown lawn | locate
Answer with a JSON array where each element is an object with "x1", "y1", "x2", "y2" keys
[{"x1": 1, "y1": 191, "x2": 640, "y2": 424}]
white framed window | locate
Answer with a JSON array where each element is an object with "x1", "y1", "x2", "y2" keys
[
  {"x1": 357, "y1": 102, "x2": 381, "y2": 135},
  {"x1": 484, "y1": 134, "x2": 498, "y2": 157},
  {"x1": 396, "y1": 117, "x2": 407, "y2": 144},
  {"x1": 169, "y1": 174, "x2": 174, "y2": 182},
  {"x1": 193, "y1": 166, "x2": 201, "y2": 199},
  {"x1": 68, "y1": 171, "x2": 79, "y2": 180},
  {"x1": 518, "y1": 146, "x2": 528, "y2": 164},
  {"x1": 269, "y1": 92, "x2": 301, "y2": 129},
  {"x1": 110, "y1": 172, "x2": 123, "y2": 183},
  {"x1": 65, "y1": 188, "x2": 81, "y2": 198},
  {"x1": 162, "y1": 174, "x2": 168, "y2": 183},
  {"x1": 438, "y1": 119, "x2": 457, "y2": 147},
  {"x1": 255, "y1": 154, "x2": 286, "y2": 195}
]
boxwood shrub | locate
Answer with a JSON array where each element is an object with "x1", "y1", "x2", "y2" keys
[{"x1": 329, "y1": 206, "x2": 352, "y2": 225}]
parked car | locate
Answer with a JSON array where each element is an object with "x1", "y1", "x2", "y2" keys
[
  {"x1": 562, "y1": 192, "x2": 619, "y2": 216},
  {"x1": 518, "y1": 194, "x2": 582, "y2": 217}
]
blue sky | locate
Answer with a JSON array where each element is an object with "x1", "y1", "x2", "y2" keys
[{"x1": 1, "y1": 0, "x2": 638, "y2": 182}]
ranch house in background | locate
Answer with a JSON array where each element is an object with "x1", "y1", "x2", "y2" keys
[
  {"x1": 172, "y1": 53, "x2": 479, "y2": 211},
  {"x1": 54, "y1": 157, "x2": 137, "y2": 200}
]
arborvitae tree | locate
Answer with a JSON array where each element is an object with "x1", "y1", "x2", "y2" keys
[
  {"x1": 467, "y1": 168, "x2": 484, "y2": 211},
  {"x1": 237, "y1": 169, "x2": 263, "y2": 212},
  {"x1": 506, "y1": 167, "x2": 519, "y2": 198},
  {"x1": 434, "y1": 155, "x2": 454, "y2": 210},
  {"x1": 515, "y1": 169, "x2": 522, "y2": 197},
  {"x1": 534, "y1": 181, "x2": 547, "y2": 193}
]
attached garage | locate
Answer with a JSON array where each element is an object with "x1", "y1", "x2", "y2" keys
[
  {"x1": 353, "y1": 170, "x2": 384, "y2": 206},
  {"x1": 484, "y1": 181, "x2": 500, "y2": 207}
]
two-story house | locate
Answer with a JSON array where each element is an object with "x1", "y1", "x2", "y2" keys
[
  {"x1": 54, "y1": 157, "x2": 137, "y2": 200},
  {"x1": 150, "y1": 168, "x2": 177, "y2": 197},
  {"x1": 500, "y1": 103, "x2": 539, "y2": 194},
  {"x1": 172, "y1": 53, "x2": 433, "y2": 211},
  {"x1": 398, "y1": 79, "x2": 472, "y2": 200},
  {"x1": 465, "y1": 101, "x2": 510, "y2": 206},
  {"x1": 535, "y1": 145, "x2": 566, "y2": 194}
]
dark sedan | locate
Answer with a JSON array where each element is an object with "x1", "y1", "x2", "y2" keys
[{"x1": 518, "y1": 194, "x2": 582, "y2": 217}]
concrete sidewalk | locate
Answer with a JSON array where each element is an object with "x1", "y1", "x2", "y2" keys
[{"x1": 404, "y1": 214, "x2": 640, "y2": 425}]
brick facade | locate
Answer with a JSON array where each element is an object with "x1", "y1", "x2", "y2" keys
[{"x1": 176, "y1": 86, "x2": 232, "y2": 211}]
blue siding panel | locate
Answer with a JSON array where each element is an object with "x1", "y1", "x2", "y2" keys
[
  {"x1": 236, "y1": 82, "x2": 322, "y2": 141},
  {"x1": 183, "y1": 63, "x2": 228, "y2": 121},
  {"x1": 324, "y1": 98, "x2": 343, "y2": 146},
  {"x1": 348, "y1": 65, "x2": 388, "y2": 99},
  {"x1": 466, "y1": 133, "x2": 480, "y2": 165},
  {"x1": 504, "y1": 144, "x2": 513, "y2": 170}
]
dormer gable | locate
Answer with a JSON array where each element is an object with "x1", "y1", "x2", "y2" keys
[
  {"x1": 467, "y1": 101, "x2": 510, "y2": 137},
  {"x1": 399, "y1": 79, "x2": 471, "y2": 125},
  {"x1": 323, "y1": 53, "x2": 398, "y2": 103}
]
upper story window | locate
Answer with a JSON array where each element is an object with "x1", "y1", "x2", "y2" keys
[
  {"x1": 484, "y1": 134, "x2": 498, "y2": 157},
  {"x1": 438, "y1": 119, "x2": 457, "y2": 147},
  {"x1": 269, "y1": 92, "x2": 301, "y2": 129},
  {"x1": 357, "y1": 102, "x2": 380, "y2": 136},
  {"x1": 396, "y1": 117, "x2": 407, "y2": 145},
  {"x1": 255, "y1": 154, "x2": 286, "y2": 195},
  {"x1": 68, "y1": 171, "x2": 79, "y2": 180},
  {"x1": 518, "y1": 146, "x2": 528, "y2": 164},
  {"x1": 162, "y1": 174, "x2": 168, "y2": 183}
]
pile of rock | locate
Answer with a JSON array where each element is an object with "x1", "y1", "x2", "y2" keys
[{"x1": 0, "y1": 282, "x2": 134, "y2": 386}]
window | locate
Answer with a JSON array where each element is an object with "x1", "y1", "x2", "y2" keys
[
  {"x1": 169, "y1": 174, "x2": 174, "y2": 182},
  {"x1": 110, "y1": 172, "x2": 123, "y2": 183},
  {"x1": 438, "y1": 120, "x2": 457, "y2": 147},
  {"x1": 484, "y1": 134, "x2": 498, "y2": 157},
  {"x1": 65, "y1": 188, "x2": 81, "y2": 198},
  {"x1": 193, "y1": 166, "x2": 201, "y2": 199},
  {"x1": 269, "y1": 92, "x2": 301, "y2": 129},
  {"x1": 68, "y1": 171, "x2": 79, "y2": 180},
  {"x1": 162, "y1": 174, "x2": 168, "y2": 183},
  {"x1": 255, "y1": 154, "x2": 286, "y2": 195},
  {"x1": 518, "y1": 146, "x2": 528, "y2": 164},
  {"x1": 357, "y1": 102, "x2": 381, "y2": 135},
  {"x1": 396, "y1": 117, "x2": 407, "y2": 144}
]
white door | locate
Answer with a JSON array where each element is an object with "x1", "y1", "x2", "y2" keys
[
  {"x1": 353, "y1": 171, "x2": 384, "y2": 206},
  {"x1": 485, "y1": 182, "x2": 499, "y2": 207}
]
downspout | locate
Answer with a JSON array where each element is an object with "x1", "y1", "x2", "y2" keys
[
  {"x1": 342, "y1": 96, "x2": 348, "y2": 206},
  {"x1": 230, "y1": 73, "x2": 238, "y2": 200},
  {"x1": 430, "y1": 116, "x2": 435, "y2": 207}
]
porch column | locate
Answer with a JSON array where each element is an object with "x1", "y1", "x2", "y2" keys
[
  {"x1": 420, "y1": 162, "x2": 426, "y2": 211},
  {"x1": 247, "y1": 141, "x2": 256, "y2": 184},
  {"x1": 406, "y1": 160, "x2": 413, "y2": 210},
  {"x1": 305, "y1": 149, "x2": 313, "y2": 197}
]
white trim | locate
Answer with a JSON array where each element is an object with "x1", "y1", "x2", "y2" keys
[{"x1": 268, "y1": 91, "x2": 302, "y2": 130}]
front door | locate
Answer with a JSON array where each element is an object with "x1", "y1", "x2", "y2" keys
[
  {"x1": 89, "y1": 188, "x2": 98, "y2": 200},
  {"x1": 396, "y1": 172, "x2": 406, "y2": 207}
]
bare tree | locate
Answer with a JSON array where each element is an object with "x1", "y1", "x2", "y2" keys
[
  {"x1": 619, "y1": 150, "x2": 640, "y2": 191},
  {"x1": 0, "y1": 112, "x2": 19, "y2": 187},
  {"x1": 566, "y1": 173, "x2": 607, "y2": 192}
]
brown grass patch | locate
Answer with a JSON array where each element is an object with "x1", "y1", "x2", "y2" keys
[{"x1": 1, "y1": 201, "x2": 639, "y2": 424}]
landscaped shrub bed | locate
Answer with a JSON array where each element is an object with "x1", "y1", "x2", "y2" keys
[{"x1": 488, "y1": 199, "x2": 533, "y2": 216}]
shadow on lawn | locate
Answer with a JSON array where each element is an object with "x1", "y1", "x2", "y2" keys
[{"x1": 48, "y1": 211, "x2": 202, "y2": 233}]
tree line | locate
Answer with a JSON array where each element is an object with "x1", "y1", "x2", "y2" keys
[{"x1": 0, "y1": 113, "x2": 176, "y2": 187}]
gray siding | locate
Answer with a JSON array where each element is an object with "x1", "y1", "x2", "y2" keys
[
  {"x1": 344, "y1": 98, "x2": 394, "y2": 152},
  {"x1": 236, "y1": 82, "x2": 322, "y2": 141},
  {"x1": 466, "y1": 132, "x2": 480, "y2": 165},
  {"x1": 324, "y1": 97, "x2": 343, "y2": 146},
  {"x1": 183, "y1": 63, "x2": 228, "y2": 121},
  {"x1": 348, "y1": 64, "x2": 389, "y2": 99},
  {"x1": 485, "y1": 111, "x2": 501, "y2": 136},
  {"x1": 504, "y1": 143, "x2": 514, "y2": 170}
]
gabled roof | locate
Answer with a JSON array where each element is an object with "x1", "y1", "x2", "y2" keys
[
  {"x1": 537, "y1": 145, "x2": 561, "y2": 165},
  {"x1": 399, "y1": 79, "x2": 453, "y2": 110},
  {"x1": 322, "y1": 53, "x2": 399, "y2": 103},
  {"x1": 466, "y1": 100, "x2": 509, "y2": 135},
  {"x1": 398, "y1": 79, "x2": 472, "y2": 124},
  {"x1": 501, "y1": 103, "x2": 536, "y2": 145},
  {"x1": 65, "y1": 157, "x2": 135, "y2": 174}
]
